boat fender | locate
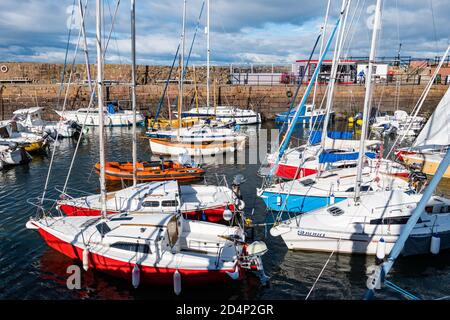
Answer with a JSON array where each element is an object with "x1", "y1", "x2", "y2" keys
[
  {"x1": 214, "y1": 147, "x2": 220, "y2": 154},
  {"x1": 223, "y1": 208, "x2": 233, "y2": 221},
  {"x1": 173, "y1": 270, "x2": 182, "y2": 295},
  {"x1": 202, "y1": 211, "x2": 207, "y2": 221},
  {"x1": 236, "y1": 199, "x2": 245, "y2": 210},
  {"x1": 82, "y1": 247, "x2": 89, "y2": 271},
  {"x1": 276, "y1": 195, "x2": 282, "y2": 206},
  {"x1": 430, "y1": 234, "x2": 441, "y2": 255},
  {"x1": 0, "y1": 65, "x2": 8, "y2": 73},
  {"x1": 229, "y1": 146, "x2": 235, "y2": 153},
  {"x1": 376, "y1": 238, "x2": 386, "y2": 260},
  {"x1": 132, "y1": 265, "x2": 140, "y2": 288},
  {"x1": 329, "y1": 193, "x2": 335, "y2": 205}
]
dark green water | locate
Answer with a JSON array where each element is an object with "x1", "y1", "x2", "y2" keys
[{"x1": 1, "y1": 122, "x2": 450, "y2": 300}]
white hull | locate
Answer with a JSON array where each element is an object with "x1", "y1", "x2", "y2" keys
[
  {"x1": 149, "y1": 138, "x2": 246, "y2": 156},
  {"x1": 57, "y1": 110, "x2": 144, "y2": 127}
]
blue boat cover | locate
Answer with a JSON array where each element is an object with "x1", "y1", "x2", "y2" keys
[
  {"x1": 309, "y1": 131, "x2": 354, "y2": 145},
  {"x1": 319, "y1": 151, "x2": 377, "y2": 163}
]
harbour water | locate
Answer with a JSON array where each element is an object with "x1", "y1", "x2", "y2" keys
[{"x1": 1, "y1": 122, "x2": 450, "y2": 300}]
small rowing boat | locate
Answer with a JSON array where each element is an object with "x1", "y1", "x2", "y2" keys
[{"x1": 95, "y1": 160, "x2": 205, "y2": 182}]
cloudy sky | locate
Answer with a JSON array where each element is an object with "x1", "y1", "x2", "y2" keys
[{"x1": 0, "y1": 0, "x2": 449, "y2": 65}]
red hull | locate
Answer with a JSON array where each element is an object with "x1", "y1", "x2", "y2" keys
[
  {"x1": 274, "y1": 163, "x2": 317, "y2": 179},
  {"x1": 59, "y1": 204, "x2": 235, "y2": 223},
  {"x1": 37, "y1": 225, "x2": 240, "y2": 285}
]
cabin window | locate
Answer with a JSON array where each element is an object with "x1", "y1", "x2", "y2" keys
[
  {"x1": 162, "y1": 200, "x2": 179, "y2": 207},
  {"x1": 96, "y1": 222, "x2": 111, "y2": 236},
  {"x1": 345, "y1": 186, "x2": 373, "y2": 192},
  {"x1": 300, "y1": 179, "x2": 316, "y2": 187},
  {"x1": 142, "y1": 201, "x2": 160, "y2": 207},
  {"x1": 304, "y1": 157, "x2": 315, "y2": 162},
  {"x1": 370, "y1": 216, "x2": 418, "y2": 225},
  {"x1": 110, "y1": 242, "x2": 150, "y2": 254},
  {"x1": 328, "y1": 207, "x2": 344, "y2": 216}
]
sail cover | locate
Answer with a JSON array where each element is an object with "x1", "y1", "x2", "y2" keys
[{"x1": 413, "y1": 86, "x2": 450, "y2": 148}]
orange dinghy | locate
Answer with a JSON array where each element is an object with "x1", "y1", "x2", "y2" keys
[{"x1": 95, "y1": 160, "x2": 205, "y2": 182}]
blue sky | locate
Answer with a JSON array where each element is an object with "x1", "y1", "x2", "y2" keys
[{"x1": 0, "y1": 0, "x2": 449, "y2": 65}]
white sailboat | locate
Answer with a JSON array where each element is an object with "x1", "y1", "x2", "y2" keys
[
  {"x1": 57, "y1": 179, "x2": 244, "y2": 223},
  {"x1": 177, "y1": 106, "x2": 261, "y2": 125},
  {"x1": 148, "y1": 0, "x2": 246, "y2": 156}
]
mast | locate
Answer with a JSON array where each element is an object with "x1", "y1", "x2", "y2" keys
[
  {"x1": 96, "y1": 0, "x2": 107, "y2": 218},
  {"x1": 312, "y1": 0, "x2": 331, "y2": 108},
  {"x1": 365, "y1": 149, "x2": 450, "y2": 299},
  {"x1": 131, "y1": 0, "x2": 137, "y2": 187},
  {"x1": 178, "y1": 0, "x2": 186, "y2": 133},
  {"x1": 206, "y1": 0, "x2": 210, "y2": 109},
  {"x1": 319, "y1": 0, "x2": 350, "y2": 149},
  {"x1": 354, "y1": 0, "x2": 382, "y2": 202}
]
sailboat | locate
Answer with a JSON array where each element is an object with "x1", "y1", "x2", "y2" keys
[
  {"x1": 258, "y1": 166, "x2": 411, "y2": 213},
  {"x1": 395, "y1": 85, "x2": 450, "y2": 178},
  {"x1": 147, "y1": 0, "x2": 247, "y2": 157},
  {"x1": 56, "y1": 104, "x2": 145, "y2": 127},
  {"x1": 27, "y1": 0, "x2": 267, "y2": 291},
  {"x1": 270, "y1": 0, "x2": 450, "y2": 256},
  {"x1": 177, "y1": 106, "x2": 261, "y2": 125}
]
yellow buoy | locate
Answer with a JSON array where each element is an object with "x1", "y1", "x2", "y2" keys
[
  {"x1": 348, "y1": 116, "x2": 354, "y2": 123},
  {"x1": 356, "y1": 119, "x2": 363, "y2": 126}
]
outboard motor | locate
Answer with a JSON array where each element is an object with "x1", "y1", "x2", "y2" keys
[
  {"x1": 409, "y1": 171, "x2": 428, "y2": 193},
  {"x1": 69, "y1": 120, "x2": 83, "y2": 138}
]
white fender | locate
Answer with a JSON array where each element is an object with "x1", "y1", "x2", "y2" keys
[
  {"x1": 223, "y1": 208, "x2": 233, "y2": 221},
  {"x1": 430, "y1": 234, "x2": 441, "y2": 255},
  {"x1": 376, "y1": 238, "x2": 386, "y2": 260},
  {"x1": 132, "y1": 265, "x2": 140, "y2": 288},
  {"x1": 82, "y1": 247, "x2": 89, "y2": 271},
  {"x1": 173, "y1": 270, "x2": 182, "y2": 295},
  {"x1": 269, "y1": 224, "x2": 291, "y2": 237}
]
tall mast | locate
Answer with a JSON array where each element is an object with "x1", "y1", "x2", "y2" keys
[
  {"x1": 131, "y1": 0, "x2": 137, "y2": 187},
  {"x1": 319, "y1": 0, "x2": 349, "y2": 149},
  {"x1": 96, "y1": 0, "x2": 107, "y2": 218},
  {"x1": 312, "y1": 0, "x2": 331, "y2": 108},
  {"x1": 178, "y1": 0, "x2": 186, "y2": 132},
  {"x1": 206, "y1": 0, "x2": 210, "y2": 108},
  {"x1": 354, "y1": 0, "x2": 382, "y2": 202}
]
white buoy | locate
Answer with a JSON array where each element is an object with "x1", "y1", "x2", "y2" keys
[
  {"x1": 430, "y1": 234, "x2": 441, "y2": 255},
  {"x1": 223, "y1": 208, "x2": 233, "y2": 221},
  {"x1": 376, "y1": 238, "x2": 386, "y2": 260},
  {"x1": 82, "y1": 247, "x2": 89, "y2": 271},
  {"x1": 132, "y1": 265, "x2": 140, "y2": 288},
  {"x1": 276, "y1": 195, "x2": 282, "y2": 206},
  {"x1": 237, "y1": 199, "x2": 245, "y2": 210},
  {"x1": 173, "y1": 270, "x2": 182, "y2": 295}
]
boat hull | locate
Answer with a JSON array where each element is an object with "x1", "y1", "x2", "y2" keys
[
  {"x1": 37, "y1": 225, "x2": 239, "y2": 285},
  {"x1": 260, "y1": 191, "x2": 346, "y2": 213},
  {"x1": 149, "y1": 138, "x2": 246, "y2": 156}
]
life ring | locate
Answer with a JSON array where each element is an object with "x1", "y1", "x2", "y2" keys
[{"x1": 0, "y1": 65, "x2": 8, "y2": 73}]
